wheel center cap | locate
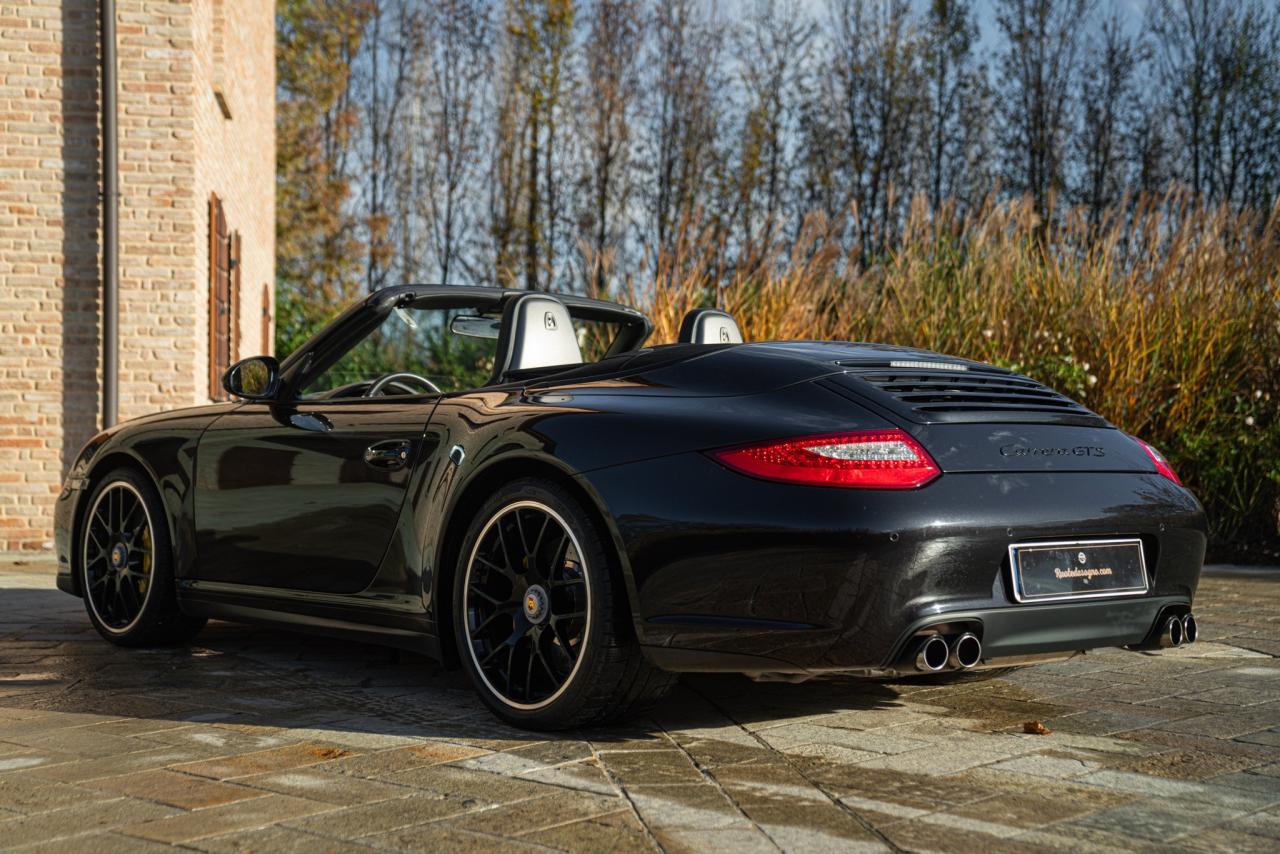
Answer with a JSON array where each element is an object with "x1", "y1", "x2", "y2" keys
[
  {"x1": 110, "y1": 543, "x2": 128, "y2": 570},
  {"x1": 523, "y1": 584, "x2": 549, "y2": 624}
]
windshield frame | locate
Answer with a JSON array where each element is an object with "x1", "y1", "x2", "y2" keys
[{"x1": 275, "y1": 285, "x2": 651, "y2": 403}]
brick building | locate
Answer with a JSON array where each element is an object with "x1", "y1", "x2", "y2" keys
[{"x1": 0, "y1": 0, "x2": 275, "y2": 552}]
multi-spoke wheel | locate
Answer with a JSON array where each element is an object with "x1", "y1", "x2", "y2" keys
[
  {"x1": 83, "y1": 480, "x2": 154, "y2": 634},
  {"x1": 464, "y1": 501, "x2": 591, "y2": 710},
  {"x1": 454, "y1": 479, "x2": 677, "y2": 729},
  {"x1": 79, "y1": 468, "x2": 205, "y2": 646}
]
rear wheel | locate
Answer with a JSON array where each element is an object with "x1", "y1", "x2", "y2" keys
[
  {"x1": 453, "y1": 478, "x2": 676, "y2": 729},
  {"x1": 80, "y1": 467, "x2": 206, "y2": 646}
]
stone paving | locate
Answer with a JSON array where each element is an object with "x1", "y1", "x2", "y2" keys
[{"x1": 0, "y1": 560, "x2": 1278, "y2": 853}]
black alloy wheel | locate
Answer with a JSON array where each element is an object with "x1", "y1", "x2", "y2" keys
[
  {"x1": 454, "y1": 479, "x2": 677, "y2": 729},
  {"x1": 79, "y1": 468, "x2": 206, "y2": 646},
  {"x1": 463, "y1": 500, "x2": 591, "y2": 710},
  {"x1": 83, "y1": 479, "x2": 154, "y2": 634}
]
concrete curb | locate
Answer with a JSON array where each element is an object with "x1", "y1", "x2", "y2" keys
[{"x1": 0, "y1": 554, "x2": 58, "y2": 573}]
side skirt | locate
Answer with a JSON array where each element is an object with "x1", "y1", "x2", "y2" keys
[{"x1": 178, "y1": 580, "x2": 441, "y2": 659}]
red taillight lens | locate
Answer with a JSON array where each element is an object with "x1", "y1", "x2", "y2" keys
[
  {"x1": 1134, "y1": 437, "x2": 1181, "y2": 485},
  {"x1": 710, "y1": 430, "x2": 940, "y2": 489}
]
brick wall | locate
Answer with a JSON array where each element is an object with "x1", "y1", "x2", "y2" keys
[
  {"x1": 193, "y1": 0, "x2": 275, "y2": 375},
  {"x1": 0, "y1": 0, "x2": 274, "y2": 552}
]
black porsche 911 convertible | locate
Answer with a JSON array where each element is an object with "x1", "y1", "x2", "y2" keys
[{"x1": 54, "y1": 285, "x2": 1205, "y2": 729}]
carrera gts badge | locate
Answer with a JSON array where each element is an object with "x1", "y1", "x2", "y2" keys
[{"x1": 1000, "y1": 444, "x2": 1106, "y2": 458}]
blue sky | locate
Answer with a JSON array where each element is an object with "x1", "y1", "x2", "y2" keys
[
  {"x1": 972, "y1": 0, "x2": 1148, "y2": 53},
  {"x1": 726, "y1": 0, "x2": 1149, "y2": 49}
]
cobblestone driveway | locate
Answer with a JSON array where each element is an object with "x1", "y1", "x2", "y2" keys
[{"x1": 1, "y1": 562, "x2": 1277, "y2": 853}]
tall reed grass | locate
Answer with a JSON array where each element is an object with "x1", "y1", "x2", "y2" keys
[{"x1": 607, "y1": 192, "x2": 1280, "y2": 559}]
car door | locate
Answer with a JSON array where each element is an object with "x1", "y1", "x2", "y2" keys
[{"x1": 192, "y1": 399, "x2": 437, "y2": 594}]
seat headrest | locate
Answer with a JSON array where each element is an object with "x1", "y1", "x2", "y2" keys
[
  {"x1": 678, "y1": 308, "x2": 743, "y2": 344},
  {"x1": 489, "y1": 294, "x2": 583, "y2": 384}
]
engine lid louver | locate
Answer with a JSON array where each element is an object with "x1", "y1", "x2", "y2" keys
[{"x1": 833, "y1": 360, "x2": 1107, "y2": 426}]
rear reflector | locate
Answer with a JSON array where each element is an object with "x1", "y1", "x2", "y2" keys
[
  {"x1": 710, "y1": 429, "x2": 941, "y2": 489},
  {"x1": 1132, "y1": 436, "x2": 1182, "y2": 485}
]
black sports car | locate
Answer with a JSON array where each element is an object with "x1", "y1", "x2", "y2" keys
[{"x1": 54, "y1": 285, "x2": 1205, "y2": 729}]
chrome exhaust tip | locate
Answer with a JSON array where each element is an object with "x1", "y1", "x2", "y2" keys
[
  {"x1": 949, "y1": 633, "x2": 982, "y2": 669},
  {"x1": 916, "y1": 635, "x2": 949, "y2": 672},
  {"x1": 1162, "y1": 615, "x2": 1184, "y2": 648},
  {"x1": 1182, "y1": 613, "x2": 1198, "y2": 644}
]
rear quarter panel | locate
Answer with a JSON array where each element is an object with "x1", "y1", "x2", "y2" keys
[{"x1": 415, "y1": 380, "x2": 898, "y2": 632}]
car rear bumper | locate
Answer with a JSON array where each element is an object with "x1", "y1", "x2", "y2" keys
[
  {"x1": 640, "y1": 594, "x2": 1190, "y2": 677},
  {"x1": 580, "y1": 453, "x2": 1206, "y2": 675}
]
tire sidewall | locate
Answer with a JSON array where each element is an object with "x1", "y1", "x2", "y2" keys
[
  {"x1": 80, "y1": 467, "x2": 175, "y2": 645},
  {"x1": 453, "y1": 479, "x2": 616, "y2": 728}
]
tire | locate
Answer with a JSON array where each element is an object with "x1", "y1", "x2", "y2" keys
[
  {"x1": 453, "y1": 478, "x2": 676, "y2": 729},
  {"x1": 79, "y1": 467, "x2": 206, "y2": 646}
]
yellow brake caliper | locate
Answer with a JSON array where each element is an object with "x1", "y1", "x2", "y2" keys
[{"x1": 138, "y1": 526, "x2": 152, "y2": 594}]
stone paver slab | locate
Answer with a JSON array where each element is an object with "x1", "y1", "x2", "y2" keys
[
  {"x1": 626, "y1": 783, "x2": 747, "y2": 831},
  {"x1": 1070, "y1": 795, "x2": 1245, "y2": 842},
  {"x1": 171, "y1": 742, "x2": 357, "y2": 780},
  {"x1": 86, "y1": 768, "x2": 269, "y2": 810},
  {"x1": 238, "y1": 767, "x2": 416, "y2": 805},
  {"x1": 523, "y1": 809, "x2": 657, "y2": 853},
  {"x1": 117, "y1": 793, "x2": 337, "y2": 844},
  {"x1": 0, "y1": 796, "x2": 180, "y2": 848},
  {"x1": 285, "y1": 792, "x2": 492, "y2": 839}
]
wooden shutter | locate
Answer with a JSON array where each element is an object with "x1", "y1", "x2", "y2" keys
[
  {"x1": 230, "y1": 229, "x2": 241, "y2": 363},
  {"x1": 207, "y1": 197, "x2": 244, "y2": 399},
  {"x1": 260, "y1": 283, "x2": 273, "y2": 355},
  {"x1": 208, "y1": 194, "x2": 230, "y2": 399}
]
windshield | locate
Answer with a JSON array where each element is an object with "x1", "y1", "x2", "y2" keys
[{"x1": 299, "y1": 304, "x2": 627, "y2": 399}]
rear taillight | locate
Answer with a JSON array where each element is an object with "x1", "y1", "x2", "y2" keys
[
  {"x1": 1133, "y1": 437, "x2": 1181, "y2": 485},
  {"x1": 710, "y1": 429, "x2": 940, "y2": 489}
]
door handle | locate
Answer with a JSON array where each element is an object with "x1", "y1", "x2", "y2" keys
[{"x1": 364, "y1": 439, "x2": 412, "y2": 470}]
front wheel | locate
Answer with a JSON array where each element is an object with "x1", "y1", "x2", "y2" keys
[
  {"x1": 453, "y1": 479, "x2": 676, "y2": 729},
  {"x1": 79, "y1": 467, "x2": 206, "y2": 646}
]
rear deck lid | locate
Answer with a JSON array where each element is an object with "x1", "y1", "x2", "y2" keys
[
  {"x1": 905, "y1": 422, "x2": 1155, "y2": 473},
  {"x1": 823, "y1": 358, "x2": 1156, "y2": 473},
  {"x1": 831, "y1": 359, "x2": 1105, "y2": 427}
]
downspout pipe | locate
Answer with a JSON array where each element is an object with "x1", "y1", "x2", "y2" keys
[{"x1": 100, "y1": 0, "x2": 119, "y2": 428}]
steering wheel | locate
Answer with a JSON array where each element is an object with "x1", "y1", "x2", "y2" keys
[{"x1": 364, "y1": 371, "x2": 442, "y2": 398}]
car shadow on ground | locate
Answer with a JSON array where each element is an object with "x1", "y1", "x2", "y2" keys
[{"x1": 2, "y1": 586, "x2": 906, "y2": 746}]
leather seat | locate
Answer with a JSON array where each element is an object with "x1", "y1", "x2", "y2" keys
[
  {"x1": 678, "y1": 308, "x2": 743, "y2": 344},
  {"x1": 489, "y1": 293, "x2": 583, "y2": 384}
]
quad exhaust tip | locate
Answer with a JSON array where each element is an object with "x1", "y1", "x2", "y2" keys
[
  {"x1": 916, "y1": 635, "x2": 949, "y2": 672},
  {"x1": 1182, "y1": 613, "x2": 1198, "y2": 644},
  {"x1": 949, "y1": 633, "x2": 982, "y2": 669},
  {"x1": 1162, "y1": 615, "x2": 1184, "y2": 648}
]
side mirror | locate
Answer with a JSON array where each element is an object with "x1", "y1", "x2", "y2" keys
[{"x1": 223, "y1": 356, "x2": 280, "y2": 401}]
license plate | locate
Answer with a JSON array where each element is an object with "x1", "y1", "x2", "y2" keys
[{"x1": 1008, "y1": 539, "x2": 1149, "y2": 603}]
